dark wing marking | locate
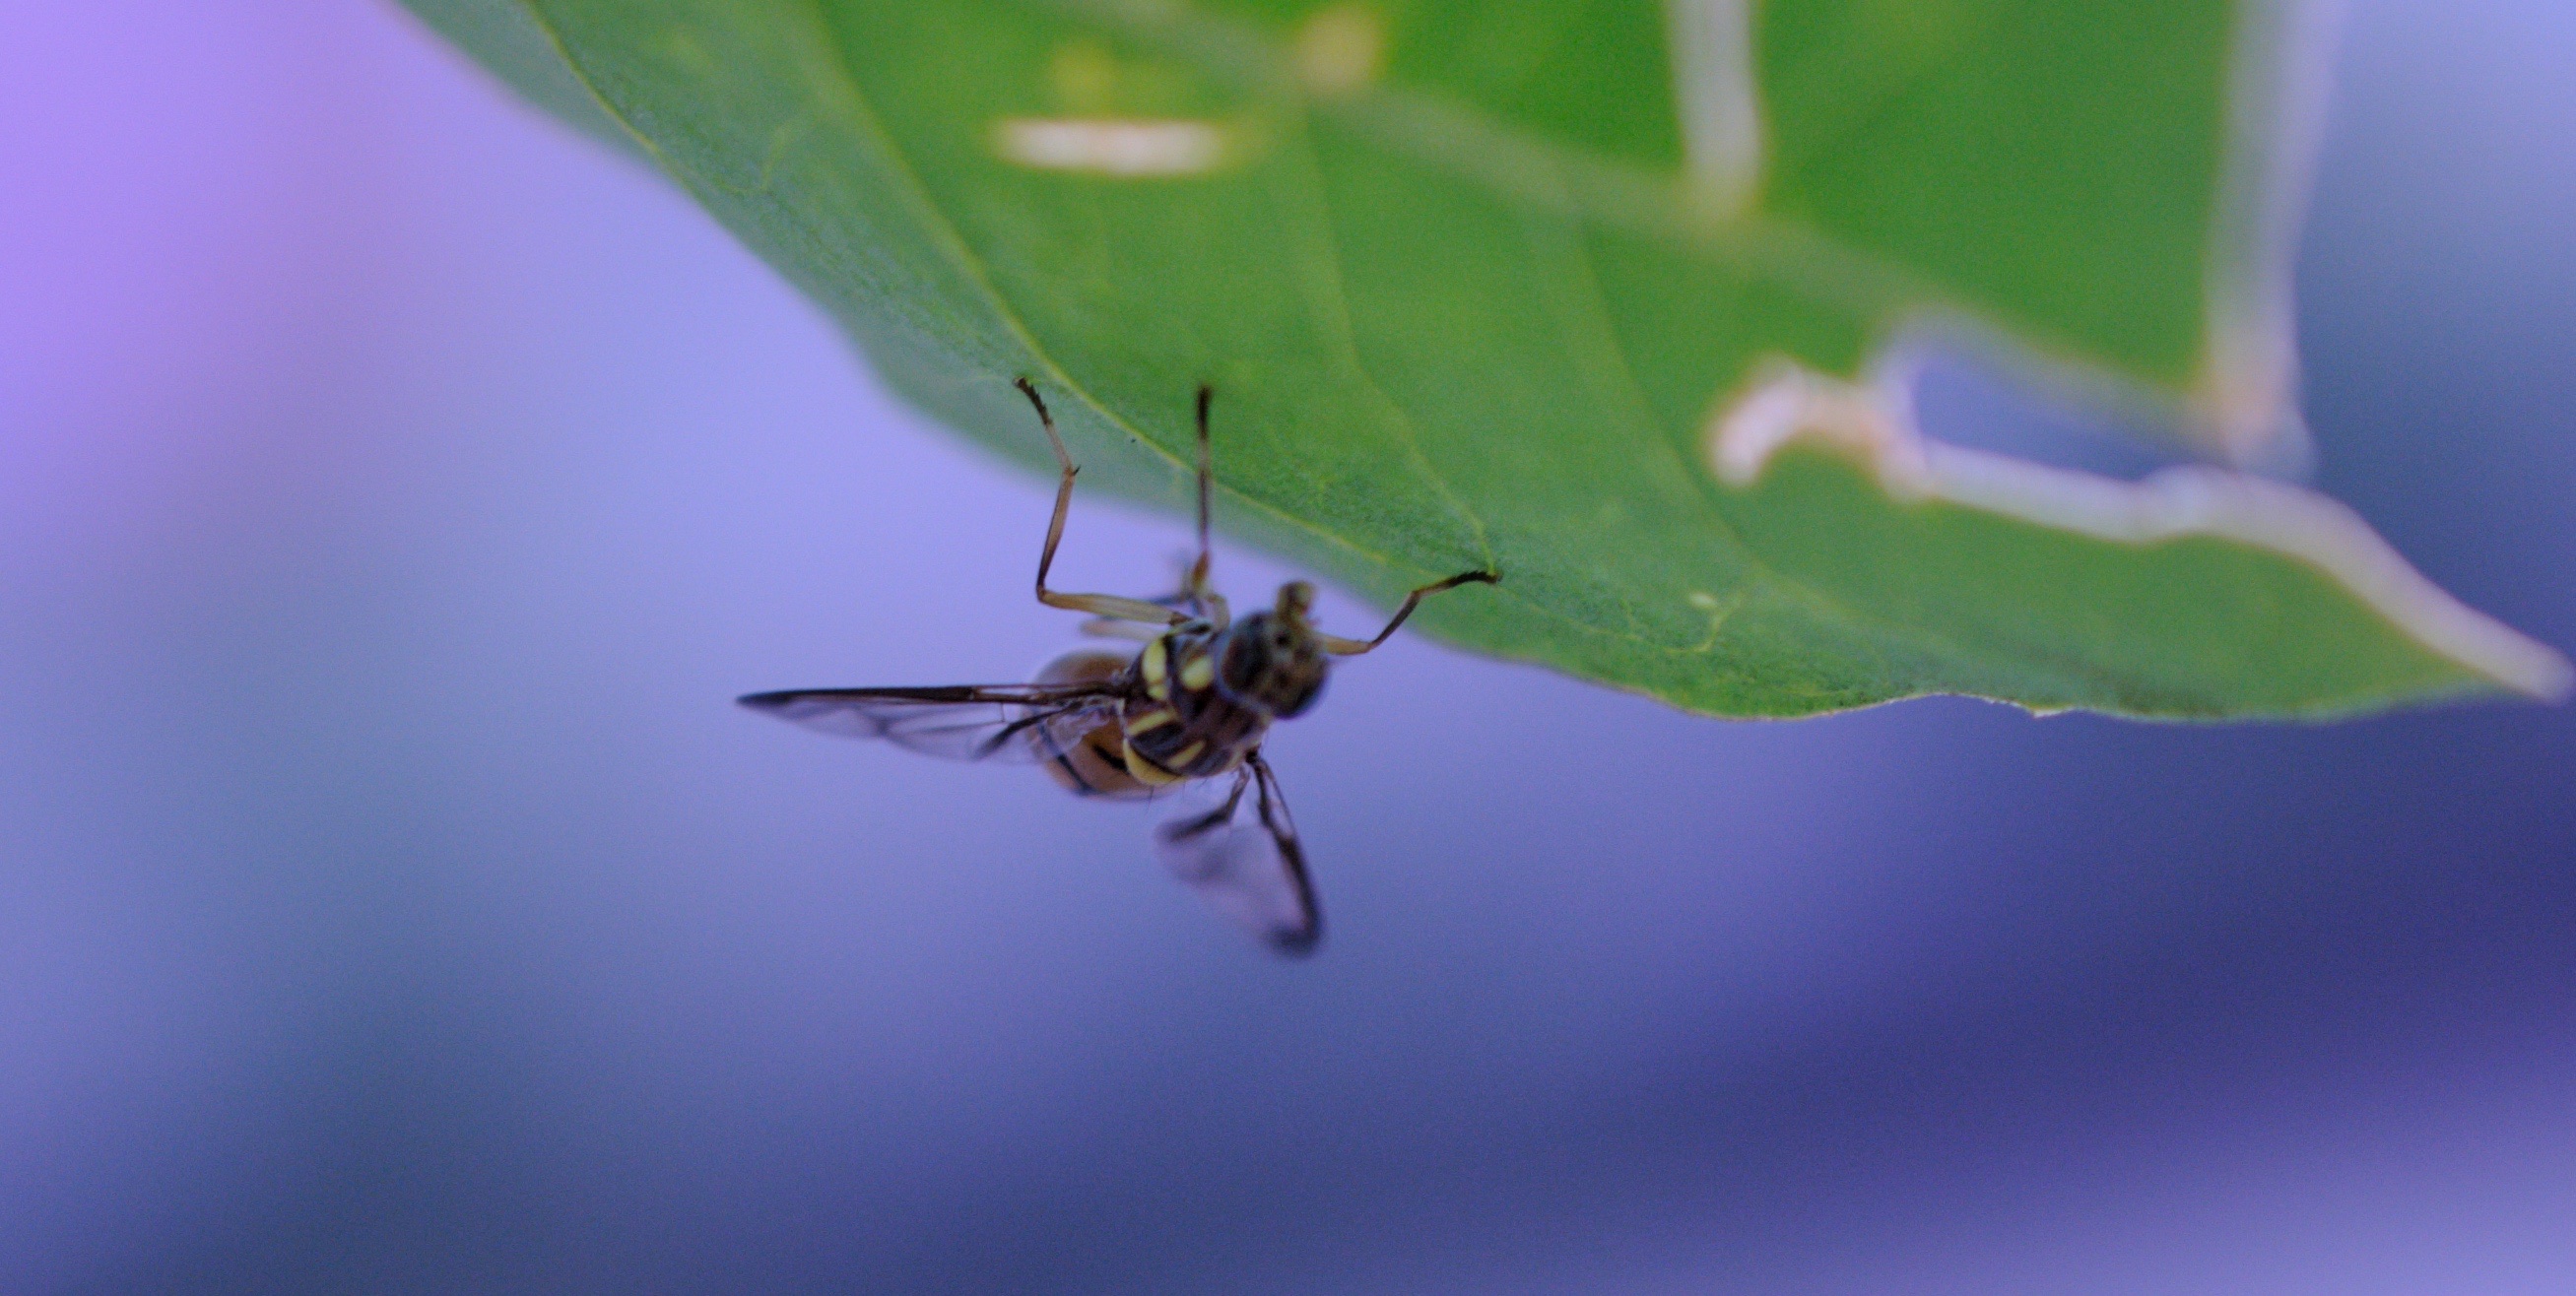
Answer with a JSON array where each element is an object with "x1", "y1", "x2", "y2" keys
[
  {"x1": 738, "y1": 683, "x2": 1123, "y2": 762},
  {"x1": 1152, "y1": 751, "x2": 1319, "y2": 955}
]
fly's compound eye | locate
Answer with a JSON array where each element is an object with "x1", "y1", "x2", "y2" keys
[
  {"x1": 1268, "y1": 673, "x2": 1324, "y2": 719},
  {"x1": 1219, "y1": 614, "x2": 1327, "y2": 718}
]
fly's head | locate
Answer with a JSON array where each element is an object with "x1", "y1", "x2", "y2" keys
[{"x1": 1217, "y1": 581, "x2": 1329, "y2": 718}]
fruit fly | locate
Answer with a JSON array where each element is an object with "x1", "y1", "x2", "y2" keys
[{"x1": 740, "y1": 378, "x2": 1496, "y2": 954}]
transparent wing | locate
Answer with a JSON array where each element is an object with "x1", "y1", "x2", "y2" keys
[
  {"x1": 1152, "y1": 753, "x2": 1319, "y2": 954},
  {"x1": 738, "y1": 683, "x2": 1122, "y2": 763}
]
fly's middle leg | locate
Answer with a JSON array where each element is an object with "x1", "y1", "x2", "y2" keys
[{"x1": 1014, "y1": 376, "x2": 1183, "y2": 627}]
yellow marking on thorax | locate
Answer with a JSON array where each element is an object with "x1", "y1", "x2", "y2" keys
[
  {"x1": 1140, "y1": 639, "x2": 1170, "y2": 700},
  {"x1": 1125, "y1": 707, "x2": 1176, "y2": 734},
  {"x1": 1178, "y1": 651, "x2": 1216, "y2": 691},
  {"x1": 1166, "y1": 740, "x2": 1207, "y2": 769}
]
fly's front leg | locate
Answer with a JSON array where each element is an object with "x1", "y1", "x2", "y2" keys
[
  {"x1": 1015, "y1": 376, "x2": 1186, "y2": 628},
  {"x1": 1318, "y1": 568, "x2": 1500, "y2": 656}
]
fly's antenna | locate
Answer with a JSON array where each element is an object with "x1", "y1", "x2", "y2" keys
[{"x1": 1277, "y1": 580, "x2": 1316, "y2": 623}]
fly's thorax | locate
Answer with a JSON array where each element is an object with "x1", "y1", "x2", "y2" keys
[
  {"x1": 1122, "y1": 624, "x2": 1266, "y2": 785},
  {"x1": 1132, "y1": 625, "x2": 1219, "y2": 706}
]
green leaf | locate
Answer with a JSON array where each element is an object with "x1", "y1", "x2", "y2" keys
[
  {"x1": 399, "y1": 0, "x2": 640, "y2": 156},
  {"x1": 403, "y1": 0, "x2": 2567, "y2": 718}
]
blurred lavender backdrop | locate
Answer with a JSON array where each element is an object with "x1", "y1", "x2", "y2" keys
[{"x1": 3, "y1": 1, "x2": 2572, "y2": 1291}]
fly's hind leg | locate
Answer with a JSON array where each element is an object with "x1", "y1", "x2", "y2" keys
[
  {"x1": 1015, "y1": 376, "x2": 1186, "y2": 627},
  {"x1": 1318, "y1": 568, "x2": 1501, "y2": 656}
]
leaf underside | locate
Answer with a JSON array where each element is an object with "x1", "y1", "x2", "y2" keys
[{"x1": 402, "y1": 0, "x2": 2565, "y2": 718}]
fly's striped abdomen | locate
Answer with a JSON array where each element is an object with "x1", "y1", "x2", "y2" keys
[
  {"x1": 1122, "y1": 628, "x2": 1267, "y2": 785},
  {"x1": 1027, "y1": 647, "x2": 1155, "y2": 799},
  {"x1": 1040, "y1": 716, "x2": 1156, "y2": 799}
]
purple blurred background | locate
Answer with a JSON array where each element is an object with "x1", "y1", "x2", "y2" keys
[{"x1": 4, "y1": 1, "x2": 2573, "y2": 1290}]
